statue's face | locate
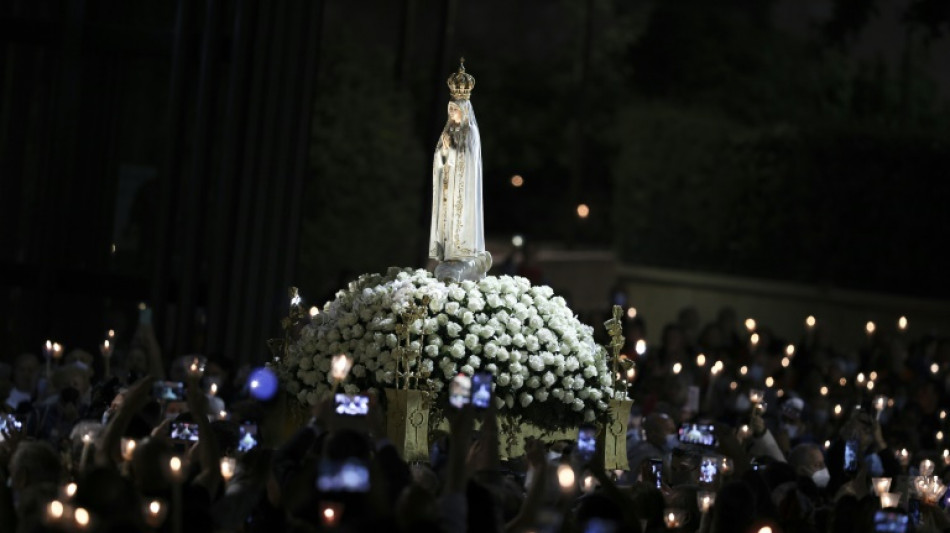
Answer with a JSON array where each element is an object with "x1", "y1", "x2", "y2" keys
[{"x1": 448, "y1": 104, "x2": 462, "y2": 124}]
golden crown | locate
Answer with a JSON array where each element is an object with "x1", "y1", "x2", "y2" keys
[{"x1": 447, "y1": 58, "x2": 475, "y2": 101}]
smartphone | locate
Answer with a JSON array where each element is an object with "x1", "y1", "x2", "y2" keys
[
  {"x1": 699, "y1": 456, "x2": 718, "y2": 484},
  {"x1": 316, "y1": 458, "x2": 370, "y2": 493},
  {"x1": 334, "y1": 394, "x2": 369, "y2": 416},
  {"x1": 471, "y1": 372, "x2": 492, "y2": 409},
  {"x1": 0, "y1": 415, "x2": 23, "y2": 442},
  {"x1": 448, "y1": 373, "x2": 472, "y2": 409},
  {"x1": 169, "y1": 421, "x2": 200, "y2": 442},
  {"x1": 576, "y1": 425, "x2": 597, "y2": 462},
  {"x1": 153, "y1": 381, "x2": 186, "y2": 402},
  {"x1": 679, "y1": 423, "x2": 718, "y2": 447},
  {"x1": 843, "y1": 439, "x2": 859, "y2": 473},
  {"x1": 238, "y1": 423, "x2": 259, "y2": 452},
  {"x1": 873, "y1": 510, "x2": 909, "y2": 532},
  {"x1": 649, "y1": 457, "x2": 664, "y2": 489}
]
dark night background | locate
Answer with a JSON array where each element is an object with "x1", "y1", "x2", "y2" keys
[{"x1": 2, "y1": 0, "x2": 949, "y2": 365}]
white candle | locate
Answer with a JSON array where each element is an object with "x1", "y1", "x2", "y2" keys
[
  {"x1": 74, "y1": 507, "x2": 90, "y2": 529},
  {"x1": 880, "y1": 492, "x2": 901, "y2": 509},
  {"x1": 144, "y1": 499, "x2": 167, "y2": 528},
  {"x1": 664, "y1": 509, "x2": 685, "y2": 528},
  {"x1": 48, "y1": 500, "x2": 65, "y2": 521},
  {"x1": 120, "y1": 438, "x2": 136, "y2": 462},
  {"x1": 330, "y1": 353, "x2": 353, "y2": 382},
  {"x1": 220, "y1": 457, "x2": 237, "y2": 481},
  {"x1": 557, "y1": 464, "x2": 575, "y2": 492},
  {"x1": 872, "y1": 477, "x2": 892, "y2": 496},
  {"x1": 920, "y1": 459, "x2": 935, "y2": 477},
  {"x1": 697, "y1": 491, "x2": 716, "y2": 513}
]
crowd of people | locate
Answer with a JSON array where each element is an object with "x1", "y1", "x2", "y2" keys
[{"x1": 0, "y1": 302, "x2": 948, "y2": 532}]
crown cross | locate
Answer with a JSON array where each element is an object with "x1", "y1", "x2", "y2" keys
[{"x1": 447, "y1": 57, "x2": 475, "y2": 101}]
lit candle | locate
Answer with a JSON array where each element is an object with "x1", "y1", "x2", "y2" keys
[
  {"x1": 781, "y1": 357, "x2": 790, "y2": 368},
  {"x1": 869, "y1": 371, "x2": 878, "y2": 381},
  {"x1": 331, "y1": 353, "x2": 354, "y2": 382},
  {"x1": 557, "y1": 464, "x2": 576, "y2": 493},
  {"x1": 824, "y1": 440, "x2": 831, "y2": 450},
  {"x1": 745, "y1": 318, "x2": 756, "y2": 332},
  {"x1": 898, "y1": 449, "x2": 909, "y2": 468},
  {"x1": 74, "y1": 507, "x2": 90, "y2": 529},
  {"x1": 898, "y1": 316, "x2": 907, "y2": 331},
  {"x1": 873, "y1": 395, "x2": 887, "y2": 419},
  {"x1": 833, "y1": 404, "x2": 843, "y2": 418},
  {"x1": 627, "y1": 307, "x2": 637, "y2": 319},
  {"x1": 856, "y1": 373, "x2": 866, "y2": 385},
  {"x1": 187, "y1": 357, "x2": 205, "y2": 379},
  {"x1": 940, "y1": 410, "x2": 947, "y2": 421},
  {"x1": 785, "y1": 344, "x2": 795, "y2": 357},
  {"x1": 120, "y1": 438, "x2": 136, "y2": 462},
  {"x1": 220, "y1": 457, "x2": 237, "y2": 481},
  {"x1": 672, "y1": 363, "x2": 682, "y2": 375},
  {"x1": 144, "y1": 499, "x2": 167, "y2": 528},
  {"x1": 729, "y1": 381, "x2": 738, "y2": 391},
  {"x1": 776, "y1": 389, "x2": 785, "y2": 398},
  {"x1": 866, "y1": 321, "x2": 876, "y2": 338},
  {"x1": 937, "y1": 431, "x2": 944, "y2": 444},
  {"x1": 866, "y1": 380, "x2": 875, "y2": 392},
  {"x1": 943, "y1": 449, "x2": 949, "y2": 466},
  {"x1": 750, "y1": 332, "x2": 760, "y2": 347},
  {"x1": 635, "y1": 339, "x2": 647, "y2": 356},
  {"x1": 805, "y1": 315, "x2": 816, "y2": 329},
  {"x1": 65, "y1": 482, "x2": 77, "y2": 499},
  {"x1": 880, "y1": 492, "x2": 901, "y2": 509},
  {"x1": 107, "y1": 329, "x2": 116, "y2": 340},
  {"x1": 663, "y1": 509, "x2": 685, "y2": 528},
  {"x1": 872, "y1": 477, "x2": 892, "y2": 496},
  {"x1": 765, "y1": 376, "x2": 774, "y2": 388},
  {"x1": 168, "y1": 456, "x2": 184, "y2": 482},
  {"x1": 309, "y1": 306, "x2": 320, "y2": 318},
  {"x1": 711, "y1": 361, "x2": 723, "y2": 375},
  {"x1": 218, "y1": 410, "x2": 228, "y2": 420},
  {"x1": 697, "y1": 490, "x2": 716, "y2": 513},
  {"x1": 320, "y1": 502, "x2": 343, "y2": 527},
  {"x1": 209, "y1": 382, "x2": 218, "y2": 396},
  {"x1": 47, "y1": 500, "x2": 65, "y2": 522},
  {"x1": 582, "y1": 474, "x2": 596, "y2": 493},
  {"x1": 626, "y1": 367, "x2": 636, "y2": 381},
  {"x1": 719, "y1": 457, "x2": 733, "y2": 475},
  {"x1": 931, "y1": 363, "x2": 940, "y2": 375},
  {"x1": 749, "y1": 389, "x2": 764, "y2": 404},
  {"x1": 820, "y1": 386, "x2": 828, "y2": 396},
  {"x1": 740, "y1": 365, "x2": 748, "y2": 376},
  {"x1": 100, "y1": 340, "x2": 112, "y2": 359},
  {"x1": 737, "y1": 425, "x2": 752, "y2": 441},
  {"x1": 920, "y1": 459, "x2": 935, "y2": 477},
  {"x1": 696, "y1": 353, "x2": 706, "y2": 367},
  {"x1": 839, "y1": 377, "x2": 847, "y2": 387}
]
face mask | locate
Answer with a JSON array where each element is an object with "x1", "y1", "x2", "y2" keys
[{"x1": 811, "y1": 467, "x2": 830, "y2": 488}]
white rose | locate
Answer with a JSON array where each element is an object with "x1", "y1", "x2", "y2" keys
[
  {"x1": 506, "y1": 318, "x2": 521, "y2": 333},
  {"x1": 466, "y1": 355, "x2": 481, "y2": 368},
  {"x1": 509, "y1": 362, "x2": 523, "y2": 374},
  {"x1": 498, "y1": 373, "x2": 511, "y2": 386},
  {"x1": 449, "y1": 286, "x2": 466, "y2": 301},
  {"x1": 298, "y1": 357, "x2": 312, "y2": 371},
  {"x1": 527, "y1": 376, "x2": 540, "y2": 389},
  {"x1": 462, "y1": 312, "x2": 475, "y2": 325},
  {"x1": 572, "y1": 399, "x2": 584, "y2": 412},
  {"x1": 468, "y1": 298, "x2": 485, "y2": 312},
  {"x1": 461, "y1": 364, "x2": 474, "y2": 375},
  {"x1": 519, "y1": 393, "x2": 533, "y2": 408},
  {"x1": 448, "y1": 341, "x2": 466, "y2": 359},
  {"x1": 584, "y1": 409, "x2": 596, "y2": 422},
  {"x1": 504, "y1": 394, "x2": 515, "y2": 409},
  {"x1": 511, "y1": 375, "x2": 524, "y2": 389},
  {"x1": 583, "y1": 366, "x2": 597, "y2": 378},
  {"x1": 563, "y1": 391, "x2": 575, "y2": 403},
  {"x1": 464, "y1": 334, "x2": 479, "y2": 350},
  {"x1": 351, "y1": 364, "x2": 366, "y2": 378},
  {"x1": 445, "y1": 302, "x2": 461, "y2": 316},
  {"x1": 486, "y1": 363, "x2": 498, "y2": 374},
  {"x1": 496, "y1": 348, "x2": 510, "y2": 362},
  {"x1": 572, "y1": 377, "x2": 584, "y2": 390},
  {"x1": 528, "y1": 355, "x2": 544, "y2": 372},
  {"x1": 551, "y1": 388, "x2": 564, "y2": 400},
  {"x1": 542, "y1": 372, "x2": 556, "y2": 387},
  {"x1": 446, "y1": 322, "x2": 463, "y2": 338},
  {"x1": 512, "y1": 334, "x2": 526, "y2": 348},
  {"x1": 483, "y1": 342, "x2": 498, "y2": 359},
  {"x1": 561, "y1": 376, "x2": 574, "y2": 389},
  {"x1": 536, "y1": 390, "x2": 549, "y2": 402},
  {"x1": 425, "y1": 345, "x2": 439, "y2": 357}
]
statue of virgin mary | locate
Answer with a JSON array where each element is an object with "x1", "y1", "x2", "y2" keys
[{"x1": 429, "y1": 60, "x2": 492, "y2": 282}]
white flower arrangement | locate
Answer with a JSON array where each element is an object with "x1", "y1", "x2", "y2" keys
[{"x1": 273, "y1": 267, "x2": 615, "y2": 431}]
